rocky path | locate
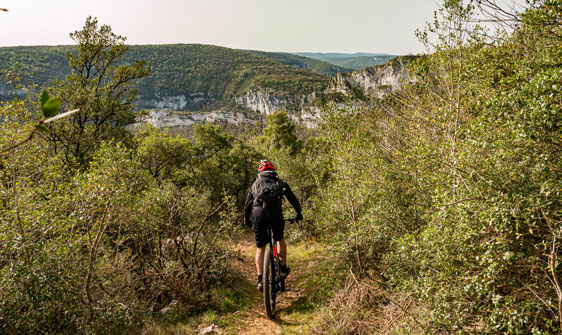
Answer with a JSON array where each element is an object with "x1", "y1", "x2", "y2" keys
[{"x1": 231, "y1": 235, "x2": 306, "y2": 335}]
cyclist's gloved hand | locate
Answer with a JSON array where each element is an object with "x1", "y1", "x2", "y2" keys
[{"x1": 296, "y1": 212, "x2": 303, "y2": 222}]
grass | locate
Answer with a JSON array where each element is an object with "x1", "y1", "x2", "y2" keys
[
  {"x1": 275, "y1": 240, "x2": 343, "y2": 334},
  {"x1": 141, "y1": 269, "x2": 258, "y2": 334}
]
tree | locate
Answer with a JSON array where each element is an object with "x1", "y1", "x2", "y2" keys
[
  {"x1": 262, "y1": 110, "x2": 302, "y2": 155},
  {"x1": 45, "y1": 16, "x2": 150, "y2": 168},
  {"x1": 134, "y1": 124, "x2": 194, "y2": 183}
]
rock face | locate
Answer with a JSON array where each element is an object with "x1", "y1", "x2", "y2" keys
[
  {"x1": 137, "y1": 57, "x2": 413, "y2": 129},
  {"x1": 0, "y1": 82, "x2": 25, "y2": 98},
  {"x1": 142, "y1": 110, "x2": 258, "y2": 128},
  {"x1": 327, "y1": 57, "x2": 413, "y2": 99},
  {"x1": 140, "y1": 95, "x2": 188, "y2": 110},
  {"x1": 0, "y1": 58, "x2": 413, "y2": 129},
  {"x1": 137, "y1": 92, "x2": 208, "y2": 110},
  {"x1": 234, "y1": 91, "x2": 291, "y2": 115}
]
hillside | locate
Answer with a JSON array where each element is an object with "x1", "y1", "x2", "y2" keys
[
  {"x1": 0, "y1": 44, "x2": 331, "y2": 110},
  {"x1": 0, "y1": 45, "x2": 71, "y2": 85},
  {"x1": 0, "y1": 44, "x2": 413, "y2": 130},
  {"x1": 2, "y1": 45, "x2": 411, "y2": 125},
  {"x1": 127, "y1": 44, "x2": 330, "y2": 99}
]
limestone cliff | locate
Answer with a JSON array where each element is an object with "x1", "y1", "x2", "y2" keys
[
  {"x1": 138, "y1": 56, "x2": 414, "y2": 129},
  {"x1": 141, "y1": 110, "x2": 259, "y2": 128},
  {"x1": 327, "y1": 56, "x2": 414, "y2": 99},
  {"x1": 136, "y1": 92, "x2": 210, "y2": 111},
  {"x1": 0, "y1": 82, "x2": 25, "y2": 98},
  {"x1": 234, "y1": 91, "x2": 291, "y2": 115}
]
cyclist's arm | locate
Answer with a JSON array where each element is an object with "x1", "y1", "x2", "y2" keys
[
  {"x1": 282, "y1": 181, "x2": 302, "y2": 215},
  {"x1": 244, "y1": 188, "x2": 254, "y2": 226}
]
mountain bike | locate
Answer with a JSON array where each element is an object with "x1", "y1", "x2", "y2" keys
[{"x1": 263, "y1": 217, "x2": 296, "y2": 319}]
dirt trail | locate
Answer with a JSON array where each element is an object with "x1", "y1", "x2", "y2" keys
[{"x1": 229, "y1": 234, "x2": 311, "y2": 335}]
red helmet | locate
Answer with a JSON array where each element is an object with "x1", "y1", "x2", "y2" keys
[{"x1": 258, "y1": 160, "x2": 275, "y2": 172}]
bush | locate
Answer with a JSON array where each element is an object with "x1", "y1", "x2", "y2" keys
[
  {"x1": 311, "y1": 1, "x2": 562, "y2": 333},
  {"x1": 0, "y1": 121, "x2": 238, "y2": 333}
]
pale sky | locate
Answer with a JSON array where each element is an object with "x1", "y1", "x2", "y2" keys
[{"x1": 0, "y1": 0, "x2": 442, "y2": 54}]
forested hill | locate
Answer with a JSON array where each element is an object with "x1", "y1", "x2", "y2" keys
[
  {"x1": 0, "y1": 44, "x2": 332, "y2": 101},
  {"x1": 127, "y1": 44, "x2": 330, "y2": 99}
]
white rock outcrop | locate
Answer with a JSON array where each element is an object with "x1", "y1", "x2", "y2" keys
[
  {"x1": 1, "y1": 58, "x2": 414, "y2": 130},
  {"x1": 0, "y1": 82, "x2": 26, "y2": 97},
  {"x1": 137, "y1": 92, "x2": 209, "y2": 110},
  {"x1": 141, "y1": 110, "x2": 258, "y2": 128},
  {"x1": 234, "y1": 91, "x2": 290, "y2": 115},
  {"x1": 327, "y1": 57, "x2": 412, "y2": 99}
]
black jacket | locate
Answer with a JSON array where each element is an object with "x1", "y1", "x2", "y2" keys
[{"x1": 244, "y1": 170, "x2": 301, "y2": 225}]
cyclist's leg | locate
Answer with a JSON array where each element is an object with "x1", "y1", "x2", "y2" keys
[
  {"x1": 255, "y1": 246, "x2": 265, "y2": 275},
  {"x1": 253, "y1": 234, "x2": 267, "y2": 291},
  {"x1": 252, "y1": 208, "x2": 268, "y2": 281},
  {"x1": 277, "y1": 238, "x2": 287, "y2": 266}
]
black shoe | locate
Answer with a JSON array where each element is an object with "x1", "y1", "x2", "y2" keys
[
  {"x1": 280, "y1": 265, "x2": 290, "y2": 278},
  {"x1": 256, "y1": 280, "x2": 263, "y2": 292}
]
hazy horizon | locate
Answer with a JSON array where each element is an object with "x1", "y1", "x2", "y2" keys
[
  {"x1": 0, "y1": 0, "x2": 441, "y2": 54},
  {"x1": 0, "y1": 43, "x2": 401, "y2": 57}
]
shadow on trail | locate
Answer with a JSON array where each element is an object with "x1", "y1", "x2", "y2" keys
[
  {"x1": 272, "y1": 312, "x2": 299, "y2": 327},
  {"x1": 283, "y1": 295, "x2": 316, "y2": 314}
]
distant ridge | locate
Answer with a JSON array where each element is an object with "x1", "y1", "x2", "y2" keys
[
  {"x1": 245, "y1": 50, "x2": 353, "y2": 77},
  {"x1": 294, "y1": 52, "x2": 392, "y2": 59},
  {"x1": 293, "y1": 52, "x2": 398, "y2": 70}
]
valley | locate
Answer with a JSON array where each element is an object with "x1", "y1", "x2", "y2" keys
[
  {"x1": 0, "y1": 44, "x2": 409, "y2": 129},
  {"x1": 1, "y1": 2, "x2": 561, "y2": 333}
]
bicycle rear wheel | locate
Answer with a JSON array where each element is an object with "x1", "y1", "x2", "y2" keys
[{"x1": 263, "y1": 247, "x2": 276, "y2": 319}]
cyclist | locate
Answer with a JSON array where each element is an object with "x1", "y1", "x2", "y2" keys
[{"x1": 244, "y1": 159, "x2": 303, "y2": 291}]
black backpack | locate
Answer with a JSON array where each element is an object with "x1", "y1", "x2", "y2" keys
[{"x1": 252, "y1": 172, "x2": 283, "y2": 208}]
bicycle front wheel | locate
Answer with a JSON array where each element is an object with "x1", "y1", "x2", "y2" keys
[{"x1": 263, "y1": 247, "x2": 276, "y2": 319}]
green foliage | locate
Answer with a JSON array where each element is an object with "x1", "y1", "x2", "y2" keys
[
  {"x1": 190, "y1": 124, "x2": 261, "y2": 208},
  {"x1": 133, "y1": 123, "x2": 260, "y2": 210},
  {"x1": 0, "y1": 19, "x2": 261, "y2": 334},
  {"x1": 261, "y1": 111, "x2": 303, "y2": 156},
  {"x1": 0, "y1": 91, "x2": 78, "y2": 157},
  {"x1": 0, "y1": 103, "x2": 242, "y2": 333},
  {"x1": 134, "y1": 124, "x2": 194, "y2": 183}
]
